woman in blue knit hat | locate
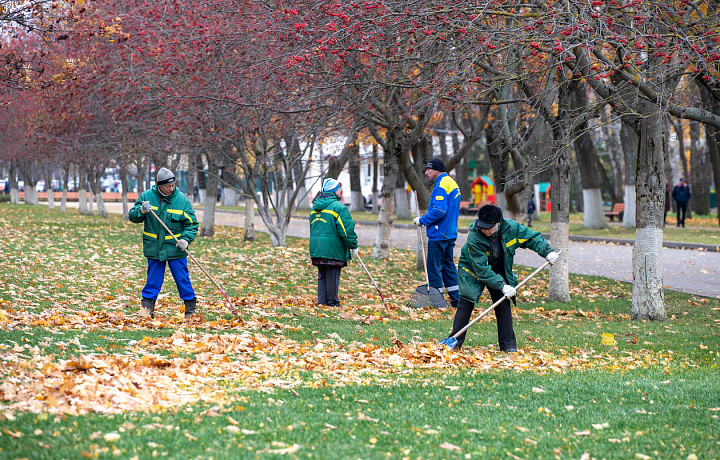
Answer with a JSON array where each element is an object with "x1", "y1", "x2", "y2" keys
[{"x1": 309, "y1": 178, "x2": 359, "y2": 306}]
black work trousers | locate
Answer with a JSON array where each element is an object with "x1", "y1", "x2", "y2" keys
[
  {"x1": 317, "y1": 265, "x2": 342, "y2": 307},
  {"x1": 449, "y1": 288, "x2": 517, "y2": 351}
]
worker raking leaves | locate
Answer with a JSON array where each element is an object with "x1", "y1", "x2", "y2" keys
[
  {"x1": 444, "y1": 204, "x2": 559, "y2": 352},
  {"x1": 129, "y1": 167, "x2": 199, "y2": 318}
]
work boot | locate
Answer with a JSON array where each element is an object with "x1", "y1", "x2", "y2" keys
[
  {"x1": 184, "y1": 298, "x2": 197, "y2": 317},
  {"x1": 140, "y1": 298, "x2": 155, "y2": 319}
]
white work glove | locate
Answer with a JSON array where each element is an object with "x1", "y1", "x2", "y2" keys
[
  {"x1": 140, "y1": 201, "x2": 152, "y2": 214},
  {"x1": 501, "y1": 284, "x2": 516, "y2": 298},
  {"x1": 352, "y1": 248, "x2": 358, "y2": 258},
  {"x1": 176, "y1": 239, "x2": 188, "y2": 251},
  {"x1": 413, "y1": 217, "x2": 421, "y2": 226},
  {"x1": 546, "y1": 251, "x2": 559, "y2": 265}
]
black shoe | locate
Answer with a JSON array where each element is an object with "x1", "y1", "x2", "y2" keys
[
  {"x1": 503, "y1": 348, "x2": 518, "y2": 353},
  {"x1": 184, "y1": 297, "x2": 197, "y2": 317}
]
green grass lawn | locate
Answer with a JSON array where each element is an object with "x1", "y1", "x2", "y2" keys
[{"x1": 0, "y1": 203, "x2": 718, "y2": 459}]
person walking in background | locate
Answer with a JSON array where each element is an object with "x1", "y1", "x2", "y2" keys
[
  {"x1": 413, "y1": 159, "x2": 462, "y2": 308},
  {"x1": 672, "y1": 177, "x2": 692, "y2": 228},
  {"x1": 526, "y1": 196, "x2": 536, "y2": 227},
  {"x1": 129, "y1": 168, "x2": 199, "y2": 318},
  {"x1": 447, "y1": 204, "x2": 558, "y2": 352},
  {"x1": 309, "y1": 178, "x2": 358, "y2": 307}
]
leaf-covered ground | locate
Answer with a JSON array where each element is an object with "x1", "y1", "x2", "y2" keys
[{"x1": 0, "y1": 204, "x2": 718, "y2": 459}]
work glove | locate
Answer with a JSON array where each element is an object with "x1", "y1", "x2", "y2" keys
[
  {"x1": 176, "y1": 239, "x2": 188, "y2": 251},
  {"x1": 413, "y1": 217, "x2": 421, "y2": 226},
  {"x1": 352, "y1": 248, "x2": 359, "y2": 258},
  {"x1": 501, "y1": 284, "x2": 516, "y2": 299},
  {"x1": 545, "y1": 251, "x2": 559, "y2": 265},
  {"x1": 140, "y1": 201, "x2": 152, "y2": 214}
]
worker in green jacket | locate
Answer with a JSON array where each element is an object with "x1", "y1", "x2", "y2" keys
[
  {"x1": 309, "y1": 178, "x2": 358, "y2": 307},
  {"x1": 447, "y1": 204, "x2": 558, "y2": 352},
  {"x1": 128, "y1": 168, "x2": 199, "y2": 318}
]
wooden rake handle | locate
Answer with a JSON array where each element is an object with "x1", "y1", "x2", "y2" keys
[
  {"x1": 450, "y1": 249, "x2": 564, "y2": 340},
  {"x1": 147, "y1": 207, "x2": 239, "y2": 317}
]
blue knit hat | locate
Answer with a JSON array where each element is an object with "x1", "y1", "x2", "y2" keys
[{"x1": 322, "y1": 178, "x2": 341, "y2": 193}]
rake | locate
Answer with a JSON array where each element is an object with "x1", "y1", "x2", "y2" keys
[
  {"x1": 407, "y1": 193, "x2": 448, "y2": 309},
  {"x1": 439, "y1": 250, "x2": 563, "y2": 349},
  {"x1": 355, "y1": 252, "x2": 386, "y2": 308},
  {"x1": 148, "y1": 208, "x2": 239, "y2": 318}
]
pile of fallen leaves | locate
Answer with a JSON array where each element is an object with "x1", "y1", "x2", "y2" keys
[{"x1": 0, "y1": 323, "x2": 675, "y2": 415}]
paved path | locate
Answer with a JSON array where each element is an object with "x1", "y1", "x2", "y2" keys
[{"x1": 69, "y1": 202, "x2": 720, "y2": 298}]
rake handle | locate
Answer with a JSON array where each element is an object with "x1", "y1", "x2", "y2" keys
[
  {"x1": 147, "y1": 207, "x2": 239, "y2": 317},
  {"x1": 414, "y1": 193, "x2": 431, "y2": 287},
  {"x1": 450, "y1": 249, "x2": 563, "y2": 340},
  {"x1": 355, "y1": 253, "x2": 386, "y2": 306}
]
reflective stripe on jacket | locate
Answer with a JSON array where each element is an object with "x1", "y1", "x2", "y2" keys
[
  {"x1": 128, "y1": 186, "x2": 198, "y2": 261},
  {"x1": 419, "y1": 173, "x2": 461, "y2": 241},
  {"x1": 309, "y1": 192, "x2": 358, "y2": 261},
  {"x1": 457, "y1": 218, "x2": 553, "y2": 302}
]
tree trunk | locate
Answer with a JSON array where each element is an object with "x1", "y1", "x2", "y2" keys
[
  {"x1": 9, "y1": 163, "x2": 19, "y2": 204},
  {"x1": 697, "y1": 83, "x2": 720, "y2": 226},
  {"x1": 60, "y1": 165, "x2": 68, "y2": 213},
  {"x1": 572, "y1": 83, "x2": 608, "y2": 229},
  {"x1": 244, "y1": 193, "x2": 255, "y2": 242},
  {"x1": 200, "y1": 158, "x2": 218, "y2": 237},
  {"x1": 690, "y1": 121, "x2": 710, "y2": 215},
  {"x1": 620, "y1": 121, "x2": 638, "y2": 228},
  {"x1": 631, "y1": 103, "x2": 666, "y2": 321},
  {"x1": 45, "y1": 166, "x2": 55, "y2": 210},
  {"x1": 78, "y1": 166, "x2": 89, "y2": 215},
  {"x1": 20, "y1": 164, "x2": 38, "y2": 205},
  {"x1": 120, "y1": 166, "x2": 130, "y2": 219},
  {"x1": 348, "y1": 141, "x2": 364, "y2": 212},
  {"x1": 373, "y1": 148, "x2": 397, "y2": 259},
  {"x1": 601, "y1": 107, "x2": 624, "y2": 200},
  {"x1": 371, "y1": 144, "x2": 379, "y2": 213},
  {"x1": 394, "y1": 171, "x2": 410, "y2": 220},
  {"x1": 549, "y1": 74, "x2": 572, "y2": 302},
  {"x1": 187, "y1": 153, "x2": 197, "y2": 203},
  {"x1": 90, "y1": 173, "x2": 108, "y2": 218}
]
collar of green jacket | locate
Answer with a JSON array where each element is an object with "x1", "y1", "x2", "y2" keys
[{"x1": 312, "y1": 193, "x2": 340, "y2": 211}]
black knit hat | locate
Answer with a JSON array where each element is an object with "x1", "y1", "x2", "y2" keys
[
  {"x1": 424, "y1": 158, "x2": 446, "y2": 172},
  {"x1": 475, "y1": 204, "x2": 503, "y2": 229}
]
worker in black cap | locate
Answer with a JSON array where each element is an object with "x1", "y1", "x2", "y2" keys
[
  {"x1": 447, "y1": 204, "x2": 559, "y2": 352},
  {"x1": 412, "y1": 158, "x2": 461, "y2": 308}
]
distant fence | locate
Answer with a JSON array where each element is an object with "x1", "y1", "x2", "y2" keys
[{"x1": 17, "y1": 191, "x2": 139, "y2": 202}]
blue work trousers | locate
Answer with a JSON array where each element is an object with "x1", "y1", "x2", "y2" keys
[
  {"x1": 426, "y1": 238, "x2": 459, "y2": 306},
  {"x1": 142, "y1": 258, "x2": 196, "y2": 301}
]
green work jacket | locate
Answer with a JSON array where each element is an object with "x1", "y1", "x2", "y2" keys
[
  {"x1": 128, "y1": 186, "x2": 199, "y2": 261},
  {"x1": 309, "y1": 193, "x2": 358, "y2": 261},
  {"x1": 458, "y1": 218, "x2": 553, "y2": 302}
]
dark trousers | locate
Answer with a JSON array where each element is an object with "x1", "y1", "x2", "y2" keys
[
  {"x1": 426, "y1": 239, "x2": 460, "y2": 306},
  {"x1": 317, "y1": 266, "x2": 342, "y2": 306},
  {"x1": 449, "y1": 289, "x2": 517, "y2": 351},
  {"x1": 676, "y1": 202, "x2": 688, "y2": 227}
]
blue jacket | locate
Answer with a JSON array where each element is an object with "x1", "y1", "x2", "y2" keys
[{"x1": 419, "y1": 173, "x2": 461, "y2": 241}]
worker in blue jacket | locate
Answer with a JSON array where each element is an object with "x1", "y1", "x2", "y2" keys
[{"x1": 413, "y1": 159, "x2": 462, "y2": 308}]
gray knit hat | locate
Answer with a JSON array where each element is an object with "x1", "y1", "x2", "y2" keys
[{"x1": 156, "y1": 167, "x2": 175, "y2": 186}]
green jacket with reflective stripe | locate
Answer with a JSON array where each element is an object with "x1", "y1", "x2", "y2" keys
[
  {"x1": 457, "y1": 218, "x2": 553, "y2": 302},
  {"x1": 309, "y1": 193, "x2": 358, "y2": 261},
  {"x1": 128, "y1": 186, "x2": 199, "y2": 261}
]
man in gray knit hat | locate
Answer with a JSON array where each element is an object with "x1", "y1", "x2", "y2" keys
[{"x1": 129, "y1": 167, "x2": 199, "y2": 318}]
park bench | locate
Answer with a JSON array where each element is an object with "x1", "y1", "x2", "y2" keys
[
  {"x1": 605, "y1": 202, "x2": 625, "y2": 221},
  {"x1": 459, "y1": 200, "x2": 479, "y2": 216}
]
